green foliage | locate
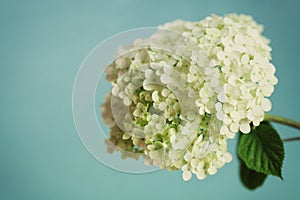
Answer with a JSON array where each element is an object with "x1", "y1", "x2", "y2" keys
[
  {"x1": 239, "y1": 158, "x2": 267, "y2": 190},
  {"x1": 238, "y1": 122, "x2": 285, "y2": 189}
]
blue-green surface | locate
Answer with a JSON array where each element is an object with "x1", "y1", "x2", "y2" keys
[{"x1": 1, "y1": 0, "x2": 300, "y2": 199}]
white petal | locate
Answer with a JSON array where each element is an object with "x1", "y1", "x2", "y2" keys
[
  {"x1": 262, "y1": 84, "x2": 274, "y2": 97},
  {"x1": 220, "y1": 125, "x2": 229, "y2": 135},
  {"x1": 229, "y1": 123, "x2": 239, "y2": 133},
  {"x1": 240, "y1": 122, "x2": 251, "y2": 133},
  {"x1": 217, "y1": 91, "x2": 226, "y2": 103},
  {"x1": 182, "y1": 170, "x2": 192, "y2": 181},
  {"x1": 224, "y1": 152, "x2": 233, "y2": 162},
  {"x1": 208, "y1": 166, "x2": 217, "y2": 175},
  {"x1": 241, "y1": 54, "x2": 250, "y2": 64},
  {"x1": 191, "y1": 159, "x2": 199, "y2": 168},
  {"x1": 217, "y1": 51, "x2": 225, "y2": 60},
  {"x1": 152, "y1": 91, "x2": 160, "y2": 102},
  {"x1": 252, "y1": 106, "x2": 263, "y2": 116},
  {"x1": 227, "y1": 131, "x2": 235, "y2": 139},
  {"x1": 215, "y1": 102, "x2": 222, "y2": 111},
  {"x1": 253, "y1": 119, "x2": 260, "y2": 126},
  {"x1": 145, "y1": 69, "x2": 153, "y2": 79},
  {"x1": 216, "y1": 111, "x2": 225, "y2": 121},
  {"x1": 160, "y1": 74, "x2": 171, "y2": 84},
  {"x1": 196, "y1": 170, "x2": 206, "y2": 180},
  {"x1": 261, "y1": 98, "x2": 272, "y2": 112}
]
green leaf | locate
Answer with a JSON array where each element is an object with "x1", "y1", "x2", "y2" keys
[
  {"x1": 238, "y1": 123, "x2": 284, "y2": 179},
  {"x1": 239, "y1": 158, "x2": 267, "y2": 190}
]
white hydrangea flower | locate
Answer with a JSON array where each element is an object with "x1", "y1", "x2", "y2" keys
[
  {"x1": 183, "y1": 13, "x2": 277, "y2": 138},
  {"x1": 182, "y1": 135, "x2": 232, "y2": 181},
  {"x1": 103, "y1": 13, "x2": 277, "y2": 181}
]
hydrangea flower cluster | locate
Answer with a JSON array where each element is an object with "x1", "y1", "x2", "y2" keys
[{"x1": 102, "y1": 14, "x2": 277, "y2": 181}]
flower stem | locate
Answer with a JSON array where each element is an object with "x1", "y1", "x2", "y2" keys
[
  {"x1": 282, "y1": 137, "x2": 300, "y2": 142},
  {"x1": 264, "y1": 114, "x2": 300, "y2": 130}
]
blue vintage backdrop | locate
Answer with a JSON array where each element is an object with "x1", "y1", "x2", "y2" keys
[{"x1": 1, "y1": 0, "x2": 300, "y2": 199}]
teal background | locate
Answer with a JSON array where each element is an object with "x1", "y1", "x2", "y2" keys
[{"x1": 1, "y1": 0, "x2": 300, "y2": 199}]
